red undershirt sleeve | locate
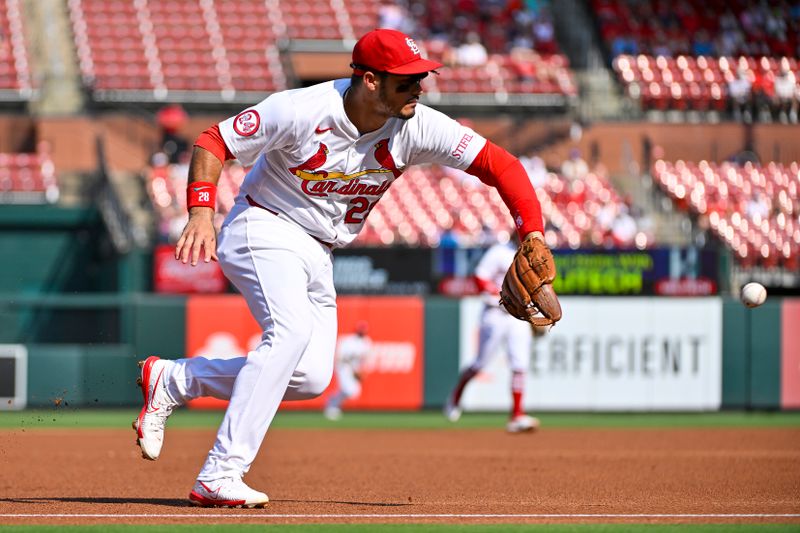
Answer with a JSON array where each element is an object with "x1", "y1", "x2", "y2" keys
[
  {"x1": 194, "y1": 125, "x2": 235, "y2": 163},
  {"x1": 474, "y1": 276, "x2": 497, "y2": 294},
  {"x1": 465, "y1": 141, "x2": 544, "y2": 237}
]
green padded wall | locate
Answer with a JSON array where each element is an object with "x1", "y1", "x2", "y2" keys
[
  {"x1": 423, "y1": 296, "x2": 461, "y2": 408},
  {"x1": 26, "y1": 344, "x2": 85, "y2": 406},
  {"x1": 722, "y1": 298, "x2": 749, "y2": 408},
  {"x1": 130, "y1": 294, "x2": 187, "y2": 359},
  {"x1": 83, "y1": 344, "x2": 139, "y2": 406},
  {"x1": 26, "y1": 344, "x2": 139, "y2": 407},
  {"x1": 748, "y1": 299, "x2": 782, "y2": 408}
]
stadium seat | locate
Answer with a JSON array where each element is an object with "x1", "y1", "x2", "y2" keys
[
  {"x1": 0, "y1": 152, "x2": 58, "y2": 204},
  {"x1": 652, "y1": 159, "x2": 798, "y2": 268}
]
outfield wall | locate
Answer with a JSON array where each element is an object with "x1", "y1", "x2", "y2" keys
[{"x1": 0, "y1": 294, "x2": 796, "y2": 411}]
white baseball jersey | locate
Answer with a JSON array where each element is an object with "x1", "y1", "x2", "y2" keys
[
  {"x1": 336, "y1": 333, "x2": 371, "y2": 371},
  {"x1": 219, "y1": 79, "x2": 487, "y2": 248},
  {"x1": 333, "y1": 332, "x2": 371, "y2": 399},
  {"x1": 474, "y1": 241, "x2": 517, "y2": 306},
  {"x1": 471, "y1": 241, "x2": 532, "y2": 373}
]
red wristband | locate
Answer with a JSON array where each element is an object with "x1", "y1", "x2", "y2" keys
[{"x1": 187, "y1": 181, "x2": 217, "y2": 210}]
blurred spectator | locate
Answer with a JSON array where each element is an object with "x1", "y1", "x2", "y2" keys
[
  {"x1": 691, "y1": 29, "x2": 715, "y2": 56},
  {"x1": 675, "y1": 0, "x2": 700, "y2": 36},
  {"x1": 532, "y1": 9, "x2": 557, "y2": 54},
  {"x1": 728, "y1": 68, "x2": 753, "y2": 123},
  {"x1": 521, "y1": 154, "x2": 548, "y2": 189},
  {"x1": 596, "y1": 202, "x2": 618, "y2": 245},
  {"x1": 773, "y1": 65, "x2": 798, "y2": 124},
  {"x1": 650, "y1": 29, "x2": 672, "y2": 57},
  {"x1": 717, "y1": 9, "x2": 744, "y2": 55},
  {"x1": 560, "y1": 148, "x2": 589, "y2": 182},
  {"x1": 745, "y1": 190, "x2": 771, "y2": 221},
  {"x1": 751, "y1": 60, "x2": 775, "y2": 122},
  {"x1": 611, "y1": 33, "x2": 638, "y2": 57},
  {"x1": 439, "y1": 217, "x2": 467, "y2": 249},
  {"x1": 508, "y1": 45, "x2": 539, "y2": 81},
  {"x1": 378, "y1": 1, "x2": 414, "y2": 34},
  {"x1": 569, "y1": 119, "x2": 583, "y2": 143},
  {"x1": 611, "y1": 205, "x2": 638, "y2": 247},
  {"x1": 156, "y1": 104, "x2": 189, "y2": 164},
  {"x1": 475, "y1": 223, "x2": 497, "y2": 248},
  {"x1": 454, "y1": 32, "x2": 488, "y2": 67}
]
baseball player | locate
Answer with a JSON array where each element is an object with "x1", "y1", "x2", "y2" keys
[
  {"x1": 443, "y1": 237, "x2": 543, "y2": 433},
  {"x1": 133, "y1": 28, "x2": 552, "y2": 507},
  {"x1": 323, "y1": 321, "x2": 372, "y2": 421}
]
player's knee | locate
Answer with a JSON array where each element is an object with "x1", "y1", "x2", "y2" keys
[
  {"x1": 304, "y1": 368, "x2": 334, "y2": 398},
  {"x1": 289, "y1": 366, "x2": 333, "y2": 400}
]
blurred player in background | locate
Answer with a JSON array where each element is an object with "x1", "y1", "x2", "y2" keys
[
  {"x1": 133, "y1": 28, "x2": 553, "y2": 507},
  {"x1": 324, "y1": 321, "x2": 372, "y2": 420},
  {"x1": 444, "y1": 235, "x2": 545, "y2": 433}
]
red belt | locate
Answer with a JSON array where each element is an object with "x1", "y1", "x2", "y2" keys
[{"x1": 245, "y1": 195, "x2": 332, "y2": 249}]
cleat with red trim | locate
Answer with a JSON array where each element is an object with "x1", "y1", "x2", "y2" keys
[
  {"x1": 506, "y1": 414, "x2": 539, "y2": 434},
  {"x1": 133, "y1": 356, "x2": 178, "y2": 460},
  {"x1": 189, "y1": 477, "x2": 269, "y2": 508}
]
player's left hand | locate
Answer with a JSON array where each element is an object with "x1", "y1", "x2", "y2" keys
[{"x1": 499, "y1": 233, "x2": 562, "y2": 326}]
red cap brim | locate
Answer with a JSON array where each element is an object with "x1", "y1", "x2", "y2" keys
[{"x1": 385, "y1": 58, "x2": 444, "y2": 75}]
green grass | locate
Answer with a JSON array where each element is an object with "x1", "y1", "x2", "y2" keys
[
  {"x1": 1, "y1": 525, "x2": 798, "y2": 532},
  {"x1": 0, "y1": 409, "x2": 798, "y2": 430}
]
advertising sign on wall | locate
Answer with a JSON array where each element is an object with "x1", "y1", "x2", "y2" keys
[
  {"x1": 153, "y1": 244, "x2": 227, "y2": 293},
  {"x1": 781, "y1": 299, "x2": 800, "y2": 409},
  {"x1": 550, "y1": 247, "x2": 717, "y2": 296},
  {"x1": 332, "y1": 248, "x2": 433, "y2": 294},
  {"x1": 458, "y1": 297, "x2": 723, "y2": 411},
  {"x1": 185, "y1": 294, "x2": 424, "y2": 410}
]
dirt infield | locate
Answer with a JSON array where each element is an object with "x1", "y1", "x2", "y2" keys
[{"x1": 1, "y1": 426, "x2": 799, "y2": 525}]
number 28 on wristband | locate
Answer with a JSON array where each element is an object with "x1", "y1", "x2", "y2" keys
[{"x1": 187, "y1": 181, "x2": 217, "y2": 209}]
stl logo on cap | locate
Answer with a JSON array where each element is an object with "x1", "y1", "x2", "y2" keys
[
  {"x1": 352, "y1": 29, "x2": 443, "y2": 75},
  {"x1": 233, "y1": 110, "x2": 260, "y2": 137},
  {"x1": 405, "y1": 37, "x2": 420, "y2": 56}
]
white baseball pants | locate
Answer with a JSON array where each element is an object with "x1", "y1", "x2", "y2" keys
[
  {"x1": 469, "y1": 305, "x2": 531, "y2": 373},
  {"x1": 334, "y1": 364, "x2": 362, "y2": 399},
  {"x1": 166, "y1": 199, "x2": 338, "y2": 481}
]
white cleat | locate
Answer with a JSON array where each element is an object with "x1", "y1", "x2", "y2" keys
[
  {"x1": 189, "y1": 477, "x2": 269, "y2": 508},
  {"x1": 443, "y1": 397, "x2": 462, "y2": 423},
  {"x1": 324, "y1": 406, "x2": 342, "y2": 421},
  {"x1": 506, "y1": 414, "x2": 540, "y2": 434},
  {"x1": 132, "y1": 356, "x2": 178, "y2": 460}
]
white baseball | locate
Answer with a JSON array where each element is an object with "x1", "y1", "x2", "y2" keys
[{"x1": 740, "y1": 282, "x2": 767, "y2": 308}]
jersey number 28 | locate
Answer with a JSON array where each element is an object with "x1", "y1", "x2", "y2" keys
[{"x1": 344, "y1": 196, "x2": 377, "y2": 224}]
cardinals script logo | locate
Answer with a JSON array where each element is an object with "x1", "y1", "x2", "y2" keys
[{"x1": 289, "y1": 139, "x2": 404, "y2": 199}]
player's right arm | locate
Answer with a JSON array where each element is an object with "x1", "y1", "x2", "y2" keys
[
  {"x1": 176, "y1": 94, "x2": 295, "y2": 265},
  {"x1": 175, "y1": 146, "x2": 224, "y2": 266}
]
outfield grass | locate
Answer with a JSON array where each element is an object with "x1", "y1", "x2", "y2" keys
[{"x1": 0, "y1": 409, "x2": 798, "y2": 430}]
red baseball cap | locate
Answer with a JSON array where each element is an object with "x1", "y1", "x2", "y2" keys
[{"x1": 352, "y1": 29, "x2": 443, "y2": 75}]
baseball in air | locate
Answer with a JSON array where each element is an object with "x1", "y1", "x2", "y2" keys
[{"x1": 740, "y1": 282, "x2": 767, "y2": 308}]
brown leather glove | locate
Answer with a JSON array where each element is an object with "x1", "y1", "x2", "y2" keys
[{"x1": 499, "y1": 235, "x2": 562, "y2": 327}]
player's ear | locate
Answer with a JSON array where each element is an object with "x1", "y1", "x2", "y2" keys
[{"x1": 362, "y1": 71, "x2": 381, "y2": 91}]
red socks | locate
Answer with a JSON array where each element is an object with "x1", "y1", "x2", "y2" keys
[
  {"x1": 511, "y1": 371, "x2": 525, "y2": 418},
  {"x1": 452, "y1": 367, "x2": 479, "y2": 406}
]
